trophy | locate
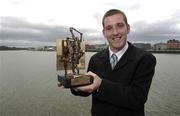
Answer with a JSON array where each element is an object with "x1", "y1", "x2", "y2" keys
[{"x1": 56, "y1": 27, "x2": 93, "y2": 88}]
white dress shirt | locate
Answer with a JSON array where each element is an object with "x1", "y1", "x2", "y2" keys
[{"x1": 109, "y1": 42, "x2": 129, "y2": 62}]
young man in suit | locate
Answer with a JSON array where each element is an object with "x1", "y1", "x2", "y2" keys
[{"x1": 71, "y1": 9, "x2": 156, "y2": 116}]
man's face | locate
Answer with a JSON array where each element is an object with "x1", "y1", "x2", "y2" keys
[{"x1": 103, "y1": 14, "x2": 130, "y2": 52}]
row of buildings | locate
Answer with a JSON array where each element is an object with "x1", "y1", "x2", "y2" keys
[
  {"x1": 154, "y1": 39, "x2": 180, "y2": 50},
  {"x1": 1, "y1": 39, "x2": 180, "y2": 52},
  {"x1": 86, "y1": 39, "x2": 180, "y2": 51},
  {"x1": 27, "y1": 46, "x2": 55, "y2": 51},
  {"x1": 90, "y1": 39, "x2": 180, "y2": 51}
]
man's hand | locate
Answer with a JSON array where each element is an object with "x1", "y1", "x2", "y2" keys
[
  {"x1": 57, "y1": 82, "x2": 64, "y2": 89},
  {"x1": 74, "y1": 71, "x2": 102, "y2": 93}
]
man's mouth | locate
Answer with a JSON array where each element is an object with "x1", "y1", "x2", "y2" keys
[{"x1": 112, "y1": 37, "x2": 122, "y2": 40}]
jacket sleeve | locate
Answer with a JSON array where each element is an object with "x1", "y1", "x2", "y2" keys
[
  {"x1": 70, "y1": 56, "x2": 96, "y2": 97},
  {"x1": 95, "y1": 53, "x2": 156, "y2": 110}
]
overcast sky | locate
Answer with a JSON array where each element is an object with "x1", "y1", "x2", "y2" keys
[{"x1": 0, "y1": 0, "x2": 180, "y2": 47}]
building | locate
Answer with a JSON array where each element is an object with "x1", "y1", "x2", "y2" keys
[
  {"x1": 133, "y1": 43, "x2": 152, "y2": 50},
  {"x1": 167, "y1": 39, "x2": 180, "y2": 50},
  {"x1": 154, "y1": 43, "x2": 167, "y2": 50},
  {"x1": 85, "y1": 43, "x2": 107, "y2": 52}
]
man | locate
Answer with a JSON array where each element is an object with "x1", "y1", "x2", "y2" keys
[{"x1": 71, "y1": 9, "x2": 156, "y2": 116}]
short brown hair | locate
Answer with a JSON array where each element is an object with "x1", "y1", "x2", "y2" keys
[{"x1": 102, "y1": 9, "x2": 129, "y2": 27}]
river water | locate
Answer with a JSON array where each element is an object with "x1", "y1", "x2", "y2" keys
[{"x1": 0, "y1": 51, "x2": 180, "y2": 116}]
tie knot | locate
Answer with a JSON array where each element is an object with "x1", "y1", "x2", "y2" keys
[
  {"x1": 111, "y1": 54, "x2": 118, "y2": 61},
  {"x1": 110, "y1": 54, "x2": 118, "y2": 69}
]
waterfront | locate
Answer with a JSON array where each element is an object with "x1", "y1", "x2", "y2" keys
[{"x1": 0, "y1": 51, "x2": 180, "y2": 116}]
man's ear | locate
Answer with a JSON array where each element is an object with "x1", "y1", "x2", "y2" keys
[
  {"x1": 102, "y1": 29, "x2": 105, "y2": 36},
  {"x1": 127, "y1": 24, "x2": 130, "y2": 34}
]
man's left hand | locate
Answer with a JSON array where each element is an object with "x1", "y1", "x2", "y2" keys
[{"x1": 74, "y1": 71, "x2": 102, "y2": 93}]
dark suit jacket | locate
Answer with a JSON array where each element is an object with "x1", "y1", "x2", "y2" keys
[{"x1": 71, "y1": 42, "x2": 156, "y2": 116}]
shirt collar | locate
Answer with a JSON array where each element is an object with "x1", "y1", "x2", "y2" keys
[{"x1": 109, "y1": 42, "x2": 129, "y2": 61}]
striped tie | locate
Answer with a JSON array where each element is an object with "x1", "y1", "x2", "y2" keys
[{"x1": 110, "y1": 54, "x2": 118, "y2": 69}]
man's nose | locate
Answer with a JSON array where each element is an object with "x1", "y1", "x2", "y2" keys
[{"x1": 112, "y1": 27, "x2": 119, "y2": 35}]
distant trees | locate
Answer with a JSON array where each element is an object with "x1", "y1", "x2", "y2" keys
[{"x1": 0, "y1": 46, "x2": 28, "y2": 50}]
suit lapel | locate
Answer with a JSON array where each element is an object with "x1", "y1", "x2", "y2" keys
[
  {"x1": 113, "y1": 42, "x2": 135, "y2": 71},
  {"x1": 98, "y1": 42, "x2": 135, "y2": 71},
  {"x1": 99, "y1": 49, "x2": 112, "y2": 72}
]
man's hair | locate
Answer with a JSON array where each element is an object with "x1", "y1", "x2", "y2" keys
[{"x1": 102, "y1": 9, "x2": 129, "y2": 28}]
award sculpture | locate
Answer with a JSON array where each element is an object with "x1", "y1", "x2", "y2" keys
[{"x1": 57, "y1": 27, "x2": 93, "y2": 88}]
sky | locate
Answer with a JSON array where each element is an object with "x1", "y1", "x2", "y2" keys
[{"x1": 0, "y1": 0, "x2": 180, "y2": 47}]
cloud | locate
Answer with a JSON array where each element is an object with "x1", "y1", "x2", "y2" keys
[
  {"x1": 0, "y1": 17, "x2": 69, "y2": 41},
  {"x1": 128, "y1": 4, "x2": 140, "y2": 10},
  {"x1": 1, "y1": 9, "x2": 180, "y2": 47},
  {"x1": 0, "y1": 17, "x2": 71, "y2": 46},
  {"x1": 0, "y1": 16, "x2": 105, "y2": 46},
  {"x1": 129, "y1": 10, "x2": 180, "y2": 43}
]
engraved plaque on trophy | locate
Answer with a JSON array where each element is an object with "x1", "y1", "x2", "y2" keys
[{"x1": 56, "y1": 27, "x2": 93, "y2": 88}]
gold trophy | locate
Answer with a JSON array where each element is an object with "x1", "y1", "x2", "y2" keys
[{"x1": 57, "y1": 27, "x2": 93, "y2": 88}]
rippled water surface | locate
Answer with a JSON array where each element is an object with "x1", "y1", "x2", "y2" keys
[{"x1": 0, "y1": 51, "x2": 180, "y2": 116}]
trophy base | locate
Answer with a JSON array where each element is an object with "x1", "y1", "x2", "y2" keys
[{"x1": 58, "y1": 74, "x2": 93, "y2": 88}]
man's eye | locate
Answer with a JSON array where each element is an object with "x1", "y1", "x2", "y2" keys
[
  {"x1": 105, "y1": 26, "x2": 112, "y2": 31},
  {"x1": 117, "y1": 23, "x2": 124, "y2": 28}
]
